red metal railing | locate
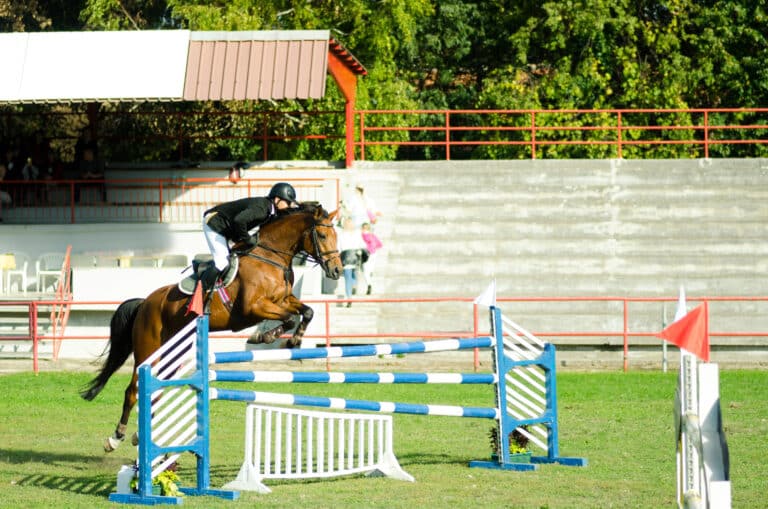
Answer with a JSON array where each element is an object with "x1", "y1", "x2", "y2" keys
[
  {"x1": 0, "y1": 247, "x2": 72, "y2": 372},
  {"x1": 4, "y1": 295, "x2": 767, "y2": 374},
  {"x1": 6, "y1": 107, "x2": 768, "y2": 166},
  {"x1": 354, "y1": 107, "x2": 768, "y2": 161},
  {"x1": 0, "y1": 177, "x2": 340, "y2": 224},
  {"x1": 49, "y1": 246, "x2": 73, "y2": 360}
]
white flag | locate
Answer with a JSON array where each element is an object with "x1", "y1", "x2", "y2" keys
[
  {"x1": 674, "y1": 286, "x2": 687, "y2": 322},
  {"x1": 474, "y1": 280, "x2": 497, "y2": 308}
]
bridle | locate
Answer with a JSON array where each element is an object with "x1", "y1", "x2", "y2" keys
[
  {"x1": 244, "y1": 209, "x2": 339, "y2": 276},
  {"x1": 304, "y1": 219, "x2": 340, "y2": 272}
]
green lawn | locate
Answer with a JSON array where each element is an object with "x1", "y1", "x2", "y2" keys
[{"x1": 0, "y1": 369, "x2": 765, "y2": 508}]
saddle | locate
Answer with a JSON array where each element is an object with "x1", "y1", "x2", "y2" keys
[{"x1": 177, "y1": 254, "x2": 239, "y2": 295}]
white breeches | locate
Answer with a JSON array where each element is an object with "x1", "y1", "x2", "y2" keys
[{"x1": 203, "y1": 221, "x2": 230, "y2": 270}]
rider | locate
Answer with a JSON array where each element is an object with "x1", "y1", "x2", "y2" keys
[{"x1": 200, "y1": 182, "x2": 299, "y2": 292}]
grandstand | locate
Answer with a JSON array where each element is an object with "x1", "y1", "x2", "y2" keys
[{"x1": 2, "y1": 158, "x2": 767, "y2": 367}]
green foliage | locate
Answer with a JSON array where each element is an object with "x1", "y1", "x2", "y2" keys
[{"x1": 12, "y1": 1, "x2": 768, "y2": 162}]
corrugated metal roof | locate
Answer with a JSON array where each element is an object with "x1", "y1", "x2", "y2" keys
[
  {"x1": 0, "y1": 30, "x2": 365, "y2": 104},
  {"x1": 183, "y1": 30, "x2": 330, "y2": 101}
]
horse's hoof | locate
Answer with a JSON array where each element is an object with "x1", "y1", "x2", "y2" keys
[
  {"x1": 246, "y1": 334, "x2": 266, "y2": 345},
  {"x1": 131, "y1": 432, "x2": 139, "y2": 446},
  {"x1": 285, "y1": 338, "x2": 302, "y2": 349},
  {"x1": 104, "y1": 436, "x2": 122, "y2": 452}
]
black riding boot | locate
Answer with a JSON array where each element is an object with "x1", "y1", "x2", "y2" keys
[{"x1": 200, "y1": 265, "x2": 220, "y2": 293}]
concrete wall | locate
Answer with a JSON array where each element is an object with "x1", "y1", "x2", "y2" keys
[{"x1": 2, "y1": 159, "x2": 767, "y2": 366}]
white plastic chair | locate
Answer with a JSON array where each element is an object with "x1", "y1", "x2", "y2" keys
[
  {"x1": 36, "y1": 252, "x2": 66, "y2": 292},
  {"x1": 157, "y1": 254, "x2": 188, "y2": 268},
  {"x1": 5, "y1": 252, "x2": 31, "y2": 293}
]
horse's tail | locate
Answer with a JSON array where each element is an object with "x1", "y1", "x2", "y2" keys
[{"x1": 80, "y1": 298, "x2": 144, "y2": 401}]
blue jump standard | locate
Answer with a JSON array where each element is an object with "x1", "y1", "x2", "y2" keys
[
  {"x1": 109, "y1": 316, "x2": 239, "y2": 505},
  {"x1": 110, "y1": 306, "x2": 586, "y2": 505}
]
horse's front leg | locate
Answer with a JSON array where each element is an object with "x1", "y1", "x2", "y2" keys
[
  {"x1": 244, "y1": 296, "x2": 310, "y2": 348},
  {"x1": 104, "y1": 371, "x2": 138, "y2": 452},
  {"x1": 285, "y1": 303, "x2": 313, "y2": 348}
]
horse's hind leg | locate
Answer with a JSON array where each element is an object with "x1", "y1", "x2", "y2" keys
[{"x1": 104, "y1": 371, "x2": 138, "y2": 452}]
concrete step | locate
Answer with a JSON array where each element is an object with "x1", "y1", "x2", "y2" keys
[
  {"x1": 396, "y1": 199, "x2": 766, "y2": 224},
  {"x1": 377, "y1": 159, "x2": 768, "y2": 187},
  {"x1": 389, "y1": 218, "x2": 767, "y2": 239},
  {"x1": 377, "y1": 272, "x2": 768, "y2": 298},
  {"x1": 385, "y1": 238, "x2": 768, "y2": 257}
]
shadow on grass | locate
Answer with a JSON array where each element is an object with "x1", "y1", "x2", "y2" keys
[
  {"x1": 0, "y1": 448, "x2": 112, "y2": 465},
  {"x1": 4, "y1": 449, "x2": 255, "y2": 495},
  {"x1": 397, "y1": 452, "x2": 482, "y2": 467},
  {"x1": 1, "y1": 448, "x2": 117, "y2": 497},
  {"x1": 15, "y1": 473, "x2": 115, "y2": 496}
]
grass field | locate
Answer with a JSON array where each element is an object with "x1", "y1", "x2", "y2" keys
[{"x1": 0, "y1": 369, "x2": 765, "y2": 508}]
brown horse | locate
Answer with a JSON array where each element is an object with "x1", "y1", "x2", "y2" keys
[{"x1": 81, "y1": 202, "x2": 342, "y2": 451}]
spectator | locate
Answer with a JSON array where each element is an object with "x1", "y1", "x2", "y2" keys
[
  {"x1": 75, "y1": 147, "x2": 106, "y2": 203},
  {"x1": 0, "y1": 163, "x2": 12, "y2": 222},
  {"x1": 360, "y1": 222, "x2": 383, "y2": 295},
  {"x1": 337, "y1": 217, "x2": 368, "y2": 307},
  {"x1": 74, "y1": 128, "x2": 98, "y2": 167},
  {"x1": 42, "y1": 149, "x2": 65, "y2": 204},
  {"x1": 352, "y1": 184, "x2": 382, "y2": 226},
  {"x1": 2, "y1": 147, "x2": 21, "y2": 206},
  {"x1": 29, "y1": 130, "x2": 50, "y2": 170},
  {"x1": 21, "y1": 156, "x2": 40, "y2": 205}
]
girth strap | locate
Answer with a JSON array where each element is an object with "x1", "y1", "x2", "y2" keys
[{"x1": 245, "y1": 251, "x2": 293, "y2": 298}]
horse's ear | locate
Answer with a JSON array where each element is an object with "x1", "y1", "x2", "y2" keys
[{"x1": 329, "y1": 208, "x2": 340, "y2": 221}]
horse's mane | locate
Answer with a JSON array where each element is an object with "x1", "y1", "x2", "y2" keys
[
  {"x1": 257, "y1": 201, "x2": 326, "y2": 233},
  {"x1": 273, "y1": 201, "x2": 326, "y2": 220}
]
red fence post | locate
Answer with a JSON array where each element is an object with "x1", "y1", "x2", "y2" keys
[
  {"x1": 473, "y1": 303, "x2": 480, "y2": 371},
  {"x1": 445, "y1": 111, "x2": 451, "y2": 161},
  {"x1": 704, "y1": 110, "x2": 710, "y2": 158},
  {"x1": 358, "y1": 111, "x2": 366, "y2": 161},
  {"x1": 324, "y1": 300, "x2": 332, "y2": 372},
  {"x1": 623, "y1": 299, "x2": 629, "y2": 372},
  {"x1": 31, "y1": 301, "x2": 38, "y2": 374}
]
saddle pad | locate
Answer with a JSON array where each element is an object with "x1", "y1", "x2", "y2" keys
[{"x1": 177, "y1": 256, "x2": 239, "y2": 295}]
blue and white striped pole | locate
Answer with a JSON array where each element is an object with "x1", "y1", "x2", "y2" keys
[
  {"x1": 211, "y1": 388, "x2": 500, "y2": 419},
  {"x1": 211, "y1": 370, "x2": 497, "y2": 385},
  {"x1": 212, "y1": 336, "x2": 494, "y2": 364}
]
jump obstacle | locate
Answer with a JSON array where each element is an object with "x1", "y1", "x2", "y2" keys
[{"x1": 109, "y1": 306, "x2": 586, "y2": 505}]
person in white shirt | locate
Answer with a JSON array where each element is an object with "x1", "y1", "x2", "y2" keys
[{"x1": 336, "y1": 217, "x2": 367, "y2": 306}]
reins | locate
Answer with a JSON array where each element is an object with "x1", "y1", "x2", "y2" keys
[{"x1": 241, "y1": 210, "x2": 338, "y2": 289}]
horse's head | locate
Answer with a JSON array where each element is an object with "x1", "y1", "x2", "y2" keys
[
  {"x1": 257, "y1": 202, "x2": 342, "y2": 280},
  {"x1": 300, "y1": 203, "x2": 343, "y2": 280}
]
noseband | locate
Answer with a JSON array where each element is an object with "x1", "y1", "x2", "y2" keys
[{"x1": 305, "y1": 219, "x2": 340, "y2": 272}]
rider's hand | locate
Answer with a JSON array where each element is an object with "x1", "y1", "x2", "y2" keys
[{"x1": 234, "y1": 237, "x2": 256, "y2": 253}]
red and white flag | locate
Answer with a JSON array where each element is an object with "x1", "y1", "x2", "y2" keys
[{"x1": 657, "y1": 301, "x2": 710, "y2": 362}]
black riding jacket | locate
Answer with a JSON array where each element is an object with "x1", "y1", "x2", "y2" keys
[{"x1": 204, "y1": 197, "x2": 274, "y2": 244}]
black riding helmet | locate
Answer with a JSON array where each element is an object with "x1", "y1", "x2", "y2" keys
[{"x1": 268, "y1": 182, "x2": 298, "y2": 206}]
